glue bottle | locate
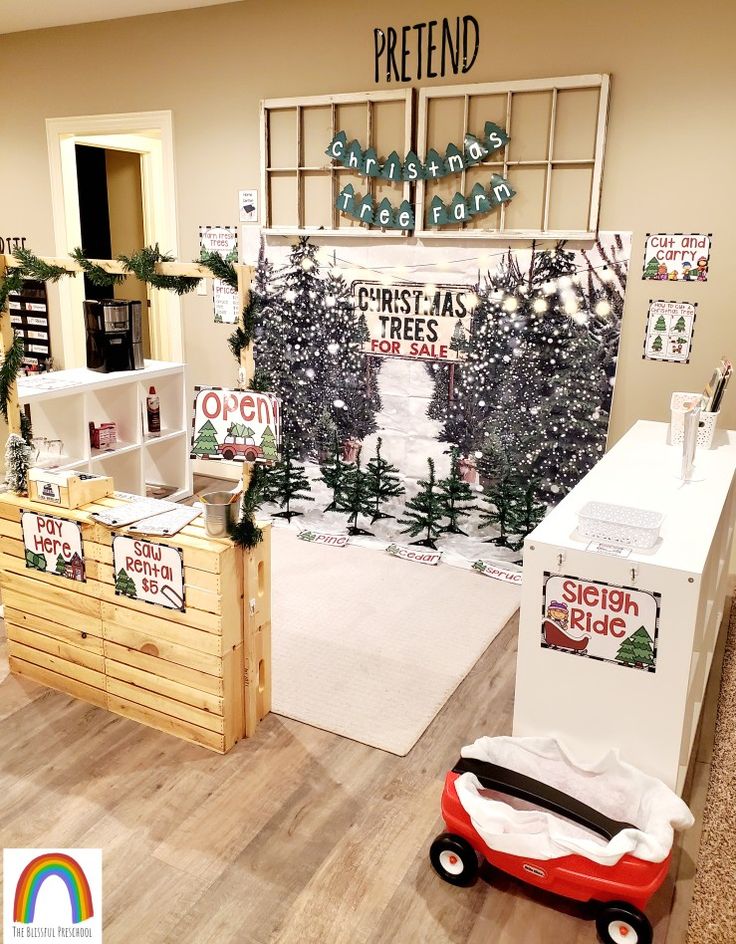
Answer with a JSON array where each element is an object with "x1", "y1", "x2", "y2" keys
[{"x1": 147, "y1": 386, "x2": 161, "y2": 436}]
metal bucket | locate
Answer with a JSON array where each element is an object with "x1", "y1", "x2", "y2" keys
[{"x1": 201, "y1": 491, "x2": 239, "y2": 537}]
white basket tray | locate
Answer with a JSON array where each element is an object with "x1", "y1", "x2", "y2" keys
[
  {"x1": 578, "y1": 501, "x2": 664, "y2": 549},
  {"x1": 670, "y1": 391, "x2": 718, "y2": 449}
]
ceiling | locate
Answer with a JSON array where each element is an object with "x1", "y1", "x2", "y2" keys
[{"x1": 0, "y1": 0, "x2": 242, "y2": 34}]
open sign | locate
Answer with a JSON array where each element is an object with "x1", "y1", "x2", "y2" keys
[{"x1": 190, "y1": 387, "x2": 281, "y2": 463}]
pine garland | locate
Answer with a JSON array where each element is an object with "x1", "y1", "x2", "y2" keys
[
  {"x1": 228, "y1": 293, "x2": 260, "y2": 364},
  {"x1": 229, "y1": 464, "x2": 267, "y2": 549},
  {"x1": 119, "y1": 245, "x2": 200, "y2": 295},
  {"x1": 0, "y1": 334, "x2": 25, "y2": 421},
  {"x1": 198, "y1": 248, "x2": 238, "y2": 290},
  {"x1": 0, "y1": 266, "x2": 25, "y2": 312},
  {"x1": 12, "y1": 247, "x2": 75, "y2": 282},
  {"x1": 70, "y1": 247, "x2": 125, "y2": 287}
]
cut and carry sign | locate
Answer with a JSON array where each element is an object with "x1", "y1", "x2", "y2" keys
[
  {"x1": 353, "y1": 280, "x2": 473, "y2": 361},
  {"x1": 112, "y1": 535, "x2": 185, "y2": 612},
  {"x1": 541, "y1": 574, "x2": 660, "y2": 672},
  {"x1": 191, "y1": 387, "x2": 281, "y2": 463}
]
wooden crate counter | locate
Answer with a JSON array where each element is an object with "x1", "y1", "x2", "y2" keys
[{"x1": 0, "y1": 491, "x2": 271, "y2": 753}]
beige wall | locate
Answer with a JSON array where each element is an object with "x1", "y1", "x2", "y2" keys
[{"x1": 1, "y1": 0, "x2": 735, "y2": 445}]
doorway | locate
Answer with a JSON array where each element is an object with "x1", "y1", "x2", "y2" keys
[
  {"x1": 46, "y1": 111, "x2": 183, "y2": 368},
  {"x1": 75, "y1": 144, "x2": 151, "y2": 357}
]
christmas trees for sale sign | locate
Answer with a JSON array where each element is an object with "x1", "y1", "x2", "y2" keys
[
  {"x1": 354, "y1": 280, "x2": 473, "y2": 361},
  {"x1": 21, "y1": 511, "x2": 85, "y2": 582},
  {"x1": 112, "y1": 535, "x2": 185, "y2": 611},
  {"x1": 541, "y1": 574, "x2": 660, "y2": 672},
  {"x1": 190, "y1": 387, "x2": 281, "y2": 463}
]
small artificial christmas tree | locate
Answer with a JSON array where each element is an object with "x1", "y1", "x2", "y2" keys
[
  {"x1": 479, "y1": 474, "x2": 522, "y2": 546},
  {"x1": 319, "y1": 432, "x2": 353, "y2": 512},
  {"x1": 398, "y1": 458, "x2": 444, "y2": 549},
  {"x1": 191, "y1": 420, "x2": 219, "y2": 456},
  {"x1": 115, "y1": 567, "x2": 137, "y2": 598},
  {"x1": 336, "y1": 448, "x2": 374, "y2": 536},
  {"x1": 4, "y1": 433, "x2": 32, "y2": 494},
  {"x1": 269, "y1": 439, "x2": 314, "y2": 522},
  {"x1": 615, "y1": 626, "x2": 655, "y2": 668},
  {"x1": 364, "y1": 436, "x2": 404, "y2": 522},
  {"x1": 505, "y1": 479, "x2": 547, "y2": 550},
  {"x1": 438, "y1": 447, "x2": 477, "y2": 534}
]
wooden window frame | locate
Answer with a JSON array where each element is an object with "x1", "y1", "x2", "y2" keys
[
  {"x1": 414, "y1": 74, "x2": 611, "y2": 240},
  {"x1": 261, "y1": 90, "x2": 413, "y2": 237}
]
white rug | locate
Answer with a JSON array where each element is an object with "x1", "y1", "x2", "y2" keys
[{"x1": 270, "y1": 528, "x2": 521, "y2": 755}]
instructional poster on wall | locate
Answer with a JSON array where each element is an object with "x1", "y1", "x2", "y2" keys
[
  {"x1": 643, "y1": 299, "x2": 697, "y2": 363},
  {"x1": 112, "y1": 535, "x2": 185, "y2": 612},
  {"x1": 21, "y1": 511, "x2": 86, "y2": 582},
  {"x1": 199, "y1": 225, "x2": 239, "y2": 323},
  {"x1": 542, "y1": 574, "x2": 660, "y2": 673},
  {"x1": 642, "y1": 233, "x2": 711, "y2": 282},
  {"x1": 254, "y1": 233, "x2": 632, "y2": 569}
]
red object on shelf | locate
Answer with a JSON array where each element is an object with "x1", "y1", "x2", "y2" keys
[
  {"x1": 439, "y1": 771, "x2": 669, "y2": 911},
  {"x1": 89, "y1": 421, "x2": 118, "y2": 450}
]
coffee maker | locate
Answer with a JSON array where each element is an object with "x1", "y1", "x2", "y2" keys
[{"x1": 84, "y1": 299, "x2": 144, "y2": 373}]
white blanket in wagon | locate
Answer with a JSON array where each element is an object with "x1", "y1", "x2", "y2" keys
[{"x1": 455, "y1": 736, "x2": 694, "y2": 866}]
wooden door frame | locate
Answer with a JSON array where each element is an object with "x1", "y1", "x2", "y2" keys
[{"x1": 46, "y1": 110, "x2": 184, "y2": 366}]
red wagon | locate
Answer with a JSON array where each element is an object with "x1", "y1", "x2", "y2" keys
[{"x1": 430, "y1": 757, "x2": 671, "y2": 944}]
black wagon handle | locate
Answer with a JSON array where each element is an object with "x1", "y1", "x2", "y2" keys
[{"x1": 453, "y1": 757, "x2": 636, "y2": 843}]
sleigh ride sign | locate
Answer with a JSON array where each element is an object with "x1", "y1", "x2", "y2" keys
[
  {"x1": 191, "y1": 387, "x2": 281, "y2": 463},
  {"x1": 541, "y1": 574, "x2": 660, "y2": 673},
  {"x1": 353, "y1": 280, "x2": 473, "y2": 361},
  {"x1": 113, "y1": 535, "x2": 185, "y2": 612},
  {"x1": 21, "y1": 510, "x2": 86, "y2": 582}
]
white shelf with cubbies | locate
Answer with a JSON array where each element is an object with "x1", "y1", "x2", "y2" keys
[{"x1": 17, "y1": 360, "x2": 192, "y2": 501}]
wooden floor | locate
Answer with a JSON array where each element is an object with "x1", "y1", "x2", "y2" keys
[{"x1": 0, "y1": 592, "x2": 711, "y2": 944}]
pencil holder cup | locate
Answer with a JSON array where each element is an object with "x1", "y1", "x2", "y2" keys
[
  {"x1": 201, "y1": 491, "x2": 239, "y2": 537},
  {"x1": 670, "y1": 392, "x2": 719, "y2": 449}
]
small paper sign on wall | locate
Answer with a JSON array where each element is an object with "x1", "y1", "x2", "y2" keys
[
  {"x1": 642, "y1": 233, "x2": 711, "y2": 282},
  {"x1": 542, "y1": 574, "x2": 660, "y2": 672},
  {"x1": 21, "y1": 511, "x2": 85, "y2": 582},
  {"x1": 112, "y1": 535, "x2": 185, "y2": 612},
  {"x1": 643, "y1": 300, "x2": 697, "y2": 363},
  {"x1": 191, "y1": 386, "x2": 281, "y2": 463},
  {"x1": 199, "y1": 225, "x2": 239, "y2": 324}
]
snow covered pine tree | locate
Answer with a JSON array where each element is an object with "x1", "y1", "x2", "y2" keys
[{"x1": 365, "y1": 436, "x2": 404, "y2": 522}]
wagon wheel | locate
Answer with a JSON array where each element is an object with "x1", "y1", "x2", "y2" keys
[
  {"x1": 429, "y1": 833, "x2": 480, "y2": 887},
  {"x1": 596, "y1": 901, "x2": 653, "y2": 944}
]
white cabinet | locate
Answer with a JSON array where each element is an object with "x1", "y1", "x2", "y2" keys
[
  {"x1": 17, "y1": 361, "x2": 192, "y2": 501},
  {"x1": 513, "y1": 420, "x2": 736, "y2": 793}
]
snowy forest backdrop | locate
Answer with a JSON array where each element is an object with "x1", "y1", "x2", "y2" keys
[{"x1": 248, "y1": 234, "x2": 631, "y2": 565}]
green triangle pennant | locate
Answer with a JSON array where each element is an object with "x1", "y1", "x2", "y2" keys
[
  {"x1": 362, "y1": 146, "x2": 381, "y2": 178},
  {"x1": 488, "y1": 174, "x2": 516, "y2": 207},
  {"x1": 355, "y1": 192, "x2": 374, "y2": 224},
  {"x1": 379, "y1": 151, "x2": 404, "y2": 181},
  {"x1": 424, "y1": 148, "x2": 447, "y2": 180},
  {"x1": 426, "y1": 195, "x2": 449, "y2": 226},
  {"x1": 374, "y1": 197, "x2": 395, "y2": 229},
  {"x1": 343, "y1": 139, "x2": 364, "y2": 172},
  {"x1": 402, "y1": 150, "x2": 425, "y2": 181},
  {"x1": 335, "y1": 183, "x2": 356, "y2": 215},
  {"x1": 448, "y1": 192, "x2": 470, "y2": 223},
  {"x1": 467, "y1": 182, "x2": 491, "y2": 215},
  {"x1": 394, "y1": 200, "x2": 415, "y2": 231},
  {"x1": 484, "y1": 122, "x2": 510, "y2": 155},
  {"x1": 325, "y1": 130, "x2": 348, "y2": 162},
  {"x1": 444, "y1": 142, "x2": 466, "y2": 176},
  {"x1": 464, "y1": 133, "x2": 489, "y2": 166}
]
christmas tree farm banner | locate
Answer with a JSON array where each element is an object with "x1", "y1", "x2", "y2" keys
[{"x1": 249, "y1": 233, "x2": 631, "y2": 570}]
